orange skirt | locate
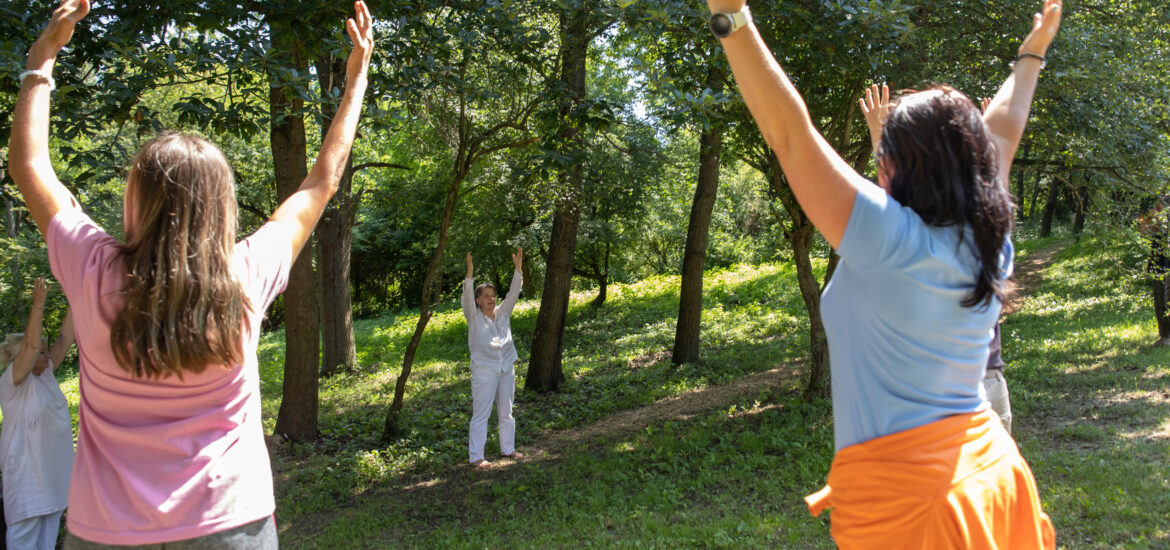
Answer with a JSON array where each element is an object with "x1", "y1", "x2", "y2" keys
[{"x1": 805, "y1": 410, "x2": 1055, "y2": 549}]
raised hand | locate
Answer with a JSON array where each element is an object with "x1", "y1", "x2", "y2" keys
[
  {"x1": 31, "y1": 277, "x2": 48, "y2": 309},
  {"x1": 466, "y1": 252, "x2": 474, "y2": 278},
  {"x1": 980, "y1": 97, "x2": 992, "y2": 114},
  {"x1": 1019, "y1": 0, "x2": 1062, "y2": 57},
  {"x1": 346, "y1": 1, "x2": 374, "y2": 82},
  {"x1": 512, "y1": 247, "x2": 523, "y2": 271},
  {"x1": 38, "y1": 0, "x2": 90, "y2": 51},
  {"x1": 860, "y1": 83, "x2": 891, "y2": 153}
]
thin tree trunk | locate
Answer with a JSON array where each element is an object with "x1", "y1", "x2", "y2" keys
[
  {"x1": 1027, "y1": 171, "x2": 1043, "y2": 219},
  {"x1": 314, "y1": 56, "x2": 358, "y2": 378},
  {"x1": 671, "y1": 99, "x2": 723, "y2": 364},
  {"x1": 381, "y1": 172, "x2": 464, "y2": 440},
  {"x1": 765, "y1": 161, "x2": 831, "y2": 400},
  {"x1": 526, "y1": 8, "x2": 589, "y2": 393},
  {"x1": 5, "y1": 197, "x2": 21, "y2": 304},
  {"x1": 1040, "y1": 179, "x2": 1061, "y2": 237},
  {"x1": 1014, "y1": 143, "x2": 1030, "y2": 219},
  {"x1": 270, "y1": 28, "x2": 319, "y2": 442}
]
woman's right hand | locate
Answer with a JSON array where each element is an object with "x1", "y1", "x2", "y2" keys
[
  {"x1": 31, "y1": 277, "x2": 48, "y2": 309},
  {"x1": 466, "y1": 253, "x2": 473, "y2": 278},
  {"x1": 345, "y1": 1, "x2": 374, "y2": 83},
  {"x1": 1019, "y1": 0, "x2": 1062, "y2": 57},
  {"x1": 36, "y1": 0, "x2": 90, "y2": 53}
]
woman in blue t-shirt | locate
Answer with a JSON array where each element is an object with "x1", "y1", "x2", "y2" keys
[{"x1": 703, "y1": 0, "x2": 1062, "y2": 547}]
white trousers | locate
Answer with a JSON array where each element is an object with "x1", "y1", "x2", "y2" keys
[
  {"x1": 982, "y1": 369, "x2": 1013, "y2": 434},
  {"x1": 469, "y1": 365, "x2": 515, "y2": 462},
  {"x1": 7, "y1": 509, "x2": 63, "y2": 550}
]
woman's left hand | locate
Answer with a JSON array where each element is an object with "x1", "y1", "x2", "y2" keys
[
  {"x1": 345, "y1": 1, "x2": 374, "y2": 82},
  {"x1": 1019, "y1": 0, "x2": 1062, "y2": 57},
  {"x1": 512, "y1": 247, "x2": 523, "y2": 271},
  {"x1": 37, "y1": 0, "x2": 90, "y2": 53},
  {"x1": 860, "y1": 83, "x2": 890, "y2": 152}
]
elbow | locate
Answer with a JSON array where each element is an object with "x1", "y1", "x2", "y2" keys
[
  {"x1": 6, "y1": 159, "x2": 35, "y2": 188},
  {"x1": 760, "y1": 127, "x2": 792, "y2": 161}
]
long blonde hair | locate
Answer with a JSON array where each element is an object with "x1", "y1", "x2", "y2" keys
[
  {"x1": 110, "y1": 133, "x2": 249, "y2": 379},
  {"x1": 0, "y1": 333, "x2": 23, "y2": 366}
]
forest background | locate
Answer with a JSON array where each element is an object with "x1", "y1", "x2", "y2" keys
[{"x1": 1, "y1": 0, "x2": 1169, "y2": 547}]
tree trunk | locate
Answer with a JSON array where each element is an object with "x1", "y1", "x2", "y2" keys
[
  {"x1": 526, "y1": 9, "x2": 589, "y2": 393},
  {"x1": 671, "y1": 81, "x2": 724, "y2": 366},
  {"x1": 1072, "y1": 178, "x2": 1089, "y2": 235},
  {"x1": 383, "y1": 170, "x2": 466, "y2": 441},
  {"x1": 5, "y1": 197, "x2": 21, "y2": 307},
  {"x1": 1040, "y1": 179, "x2": 1061, "y2": 237},
  {"x1": 766, "y1": 161, "x2": 831, "y2": 400},
  {"x1": 270, "y1": 30, "x2": 319, "y2": 442},
  {"x1": 314, "y1": 56, "x2": 358, "y2": 378},
  {"x1": 1014, "y1": 143, "x2": 1029, "y2": 220},
  {"x1": 1026, "y1": 170, "x2": 1043, "y2": 219},
  {"x1": 591, "y1": 242, "x2": 609, "y2": 308}
]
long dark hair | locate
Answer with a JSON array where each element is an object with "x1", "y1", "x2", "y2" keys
[
  {"x1": 110, "y1": 133, "x2": 249, "y2": 379},
  {"x1": 877, "y1": 86, "x2": 1014, "y2": 309}
]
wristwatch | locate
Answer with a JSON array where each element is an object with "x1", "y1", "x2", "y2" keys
[{"x1": 709, "y1": 6, "x2": 752, "y2": 39}]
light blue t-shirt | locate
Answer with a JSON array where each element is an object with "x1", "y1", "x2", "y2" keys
[{"x1": 821, "y1": 182, "x2": 1013, "y2": 450}]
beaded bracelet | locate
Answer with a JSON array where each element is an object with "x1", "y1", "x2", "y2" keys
[{"x1": 18, "y1": 69, "x2": 56, "y2": 91}]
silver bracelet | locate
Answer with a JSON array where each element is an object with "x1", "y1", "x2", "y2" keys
[
  {"x1": 1009, "y1": 53, "x2": 1047, "y2": 70},
  {"x1": 18, "y1": 69, "x2": 56, "y2": 91}
]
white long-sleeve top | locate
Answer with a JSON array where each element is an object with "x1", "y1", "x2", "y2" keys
[{"x1": 462, "y1": 270, "x2": 523, "y2": 372}]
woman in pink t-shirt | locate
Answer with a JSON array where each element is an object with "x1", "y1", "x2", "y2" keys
[{"x1": 8, "y1": 1, "x2": 374, "y2": 546}]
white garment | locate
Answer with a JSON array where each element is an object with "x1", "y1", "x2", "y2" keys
[
  {"x1": 6, "y1": 509, "x2": 63, "y2": 550},
  {"x1": 468, "y1": 366, "x2": 515, "y2": 462},
  {"x1": 982, "y1": 369, "x2": 1013, "y2": 434},
  {"x1": 461, "y1": 271, "x2": 522, "y2": 372},
  {"x1": 462, "y1": 271, "x2": 522, "y2": 462},
  {"x1": 0, "y1": 361, "x2": 73, "y2": 525}
]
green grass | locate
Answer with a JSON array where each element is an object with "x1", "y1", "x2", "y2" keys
[{"x1": 1004, "y1": 234, "x2": 1170, "y2": 549}]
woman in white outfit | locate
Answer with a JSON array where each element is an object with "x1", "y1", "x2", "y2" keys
[{"x1": 463, "y1": 247, "x2": 524, "y2": 467}]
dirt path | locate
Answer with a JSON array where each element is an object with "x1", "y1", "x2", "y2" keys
[{"x1": 1005, "y1": 239, "x2": 1068, "y2": 314}]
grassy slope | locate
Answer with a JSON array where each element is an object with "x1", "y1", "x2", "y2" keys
[{"x1": 271, "y1": 230, "x2": 1170, "y2": 549}]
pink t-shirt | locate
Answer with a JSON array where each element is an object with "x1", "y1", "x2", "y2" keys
[{"x1": 47, "y1": 208, "x2": 291, "y2": 545}]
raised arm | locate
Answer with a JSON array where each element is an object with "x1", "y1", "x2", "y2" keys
[
  {"x1": 860, "y1": 83, "x2": 891, "y2": 154},
  {"x1": 269, "y1": 1, "x2": 374, "y2": 263},
  {"x1": 461, "y1": 253, "x2": 475, "y2": 318},
  {"x1": 499, "y1": 247, "x2": 523, "y2": 316},
  {"x1": 982, "y1": 0, "x2": 1062, "y2": 187},
  {"x1": 7, "y1": 0, "x2": 89, "y2": 236},
  {"x1": 12, "y1": 279, "x2": 49, "y2": 386},
  {"x1": 706, "y1": 0, "x2": 871, "y2": 248},
  {"x1": 45, "y1": 308, "x2": 75, "y2": 372}
]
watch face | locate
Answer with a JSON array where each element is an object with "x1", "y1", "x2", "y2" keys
[{"x1": 709, "y1": 13, "x2": 733, "y2": 37}]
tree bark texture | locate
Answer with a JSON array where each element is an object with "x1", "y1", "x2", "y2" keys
[
  {"x1": 270, "y1": 29, "x2": 320, "y2": 442},
  {"x1": 314, "y1": 56, "x2": 358, "y2": 378},
  {"x1": 526, "y1": 9, "x2": 589, "y2": 393},
  {"x1": 671, "y1": 111, "x2": 723, "y2": 365}
]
